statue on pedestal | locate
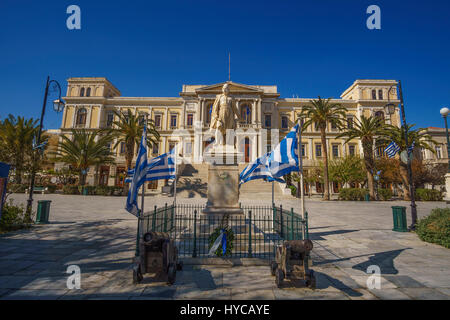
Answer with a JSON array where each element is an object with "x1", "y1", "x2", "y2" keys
[{"x1": 210, "y1": 83, "x2": 240, "y2": 147}]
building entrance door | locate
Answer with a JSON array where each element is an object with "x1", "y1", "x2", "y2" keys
[{"x1": 99, "y1": 166, "x2": 110, "y2": 186}]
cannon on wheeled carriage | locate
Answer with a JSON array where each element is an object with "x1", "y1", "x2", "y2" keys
[
  {"x1": 270, "y1": 239, "x2": 316, "y2": 289},
  {"x1": 133, "y1": 231, "x2": 182, "y2": 285}
]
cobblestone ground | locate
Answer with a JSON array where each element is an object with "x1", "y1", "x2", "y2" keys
[{"x1": 0, "y1": 193, "x2": 449, "y2": 300}]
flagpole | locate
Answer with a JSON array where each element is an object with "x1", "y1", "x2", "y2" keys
[
  {"x1": 174, "y1": 144, "x2": 177, "y2": 206},
  {"x1": 298, "y1": 119, "x2": 305, "y2": 219}
]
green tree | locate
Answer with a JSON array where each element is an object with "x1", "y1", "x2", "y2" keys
[
  {"x1": 299, "y1": 97, "x2": 347, "y2": 200},
  {"x1": 0, "y1": 115, "x2": 40, "y2": 184},
  {"x1": 337, "y1": 116, "x2": 386, "y2": 200},
  {"x1": 51, "y1": 129, "x2": 115, "y2": 186},
  {"x1": 328, "y1": 155, "x2": 366, "y2": 187},
  {"x1": 108, "y1": 110, "x2": 160, "y2": 192},
  {"x1": 378, "y1": 124, "x2": 436, "y2": 200}
]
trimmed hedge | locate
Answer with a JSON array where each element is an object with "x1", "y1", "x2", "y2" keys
[
  {"x1": 378, "y1": 188, "x2": 393, "y2": 201},
  {"x1": 288, "y1": 185, "x2": 297, "y2": 196},
  {"x1": 415, "y1": 188, "x2": 443, "y2": 201},
  {"x1": 62, "y1": 185, "x2": 124, "y2": 196},
  {"x1": 338, "y1": 188, "x2": 369, "y2": 201},
  {"x1": 416, "y1": 208, "x2": 450, "y2": 248}
]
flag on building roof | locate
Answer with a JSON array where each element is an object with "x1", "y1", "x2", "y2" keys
[
  {"x1": 125, "y1": 124, "x2": 148, "y2": 216},
  {"x1": 384, "y1": 141, "x2": 401, "y2": 158}
]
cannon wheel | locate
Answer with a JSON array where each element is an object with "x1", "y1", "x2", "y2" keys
[
  {"x1": 306, "y1": 270, "x2": 316, "y2": 289},
  {"x1": 270, "y1": 261, "x2": 278, "y2": 276},
  {"x1": 275, "y1": 269, "x2": 284, "y2": 288},
  {"x1": 167, "y1": 263, "x2": 176, "y2": 285},
  {"x1": 133, "y1": 265, "x2": 143, "y2": 284}
]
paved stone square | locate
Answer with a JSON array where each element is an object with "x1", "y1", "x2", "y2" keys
[{"x1": 0, "y1": 193, "x2": 449, "y2": 300}]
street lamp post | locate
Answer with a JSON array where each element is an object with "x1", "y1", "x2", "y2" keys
[
  {"x1": 25, "y1": 76, "x2": 65, "y2": 219},
  {"x1": 384, "y1": 81, "x2": 418, "y2": 230},
  {"x1": 440, "y1": 107, "x2": 450, "y2": 203}
]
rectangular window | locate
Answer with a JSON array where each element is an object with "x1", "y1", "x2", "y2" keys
[
  {"x1": 152, "y1": 143, "x2": 159, "y2": 155},
  {"x1": 314, "y1": 122, "x2": 319, "y2": 132},
  {"x1": 281, "y1": 116, "x2": 288, "y2": 129},
  {"x1": 119, "y1": 142, "x2": 126, "y2": 154},
  {"x1": 148, "y1": 180, "x2": 158, "y2": 190},
  {"x1": 378, "y1": 90, "x2": 383, "y2": 100},
  {"x1": 185, "y1": 141, "x2": 192, "y2": 155},
  {"x1": 372, "y1": 90, "x2": 377, "y2": 100},
  {"x1": 106, "y1": 112, "x2": 114, "y2": 127},
  {"x1": 331, "y1": 121, "x2": 338, "y2": 130},
  {"x1": 349, "y1": 145, "x2": 356, "y2": 156},
  {"x1": 186, "y1": 113, "x2": 194, "y2": 128},
  {"x1": 301, "y1": 144, "x2": 306, "y2": 157},
  {"x1": 315, "y1": 144, "x2": 322, "y2": 157},
  {"x1": 266, "y1": 144, "x2": 272, "y2": 153},
  {"x1": 347, "y1": 117, "x2": 354, "y2": 129},
  {"x1": 332, "y1": 145, "x2": 339, "y2": 158},
  {"x1": 265, "y1": 114, "x2": 272, "y2": 128},
  {"x1": 435, "y1": 146, "x2": 442, "y2": 159},
  {"x1": 170, "y1": 114, "x2": 177, "y2": 128},
  {"x1": 154, "y1": 114, "x2": 161, "y2": 129}
]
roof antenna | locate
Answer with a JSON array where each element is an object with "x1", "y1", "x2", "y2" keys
[{"x1": 228, "y1": 52, "x2": 231, "y2": 82}]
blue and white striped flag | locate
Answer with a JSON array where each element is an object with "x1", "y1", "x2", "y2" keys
[
  {"x1": 384, "y1": 141, "x2": 401, "y2": 158},
  {"x1": 266, "y1": 124, "x2": 299, "y2": 179},
  {"x1": 125, "y1": 125, "x2": 148, "y2": 216},
  {"x1": 145, "y1": 147, "x2": 177, "y2": 181},
  {"x1": 239, "y1": 153, "x2": 284, "y2": 185},
  {"x1": 239, "y1": 124, "x2": 299, "y2": 185},
  {"x1": 408, "y1": 141, "x2": 415, "y2": 154}
]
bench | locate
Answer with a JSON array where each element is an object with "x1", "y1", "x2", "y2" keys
[{"x1": 24, "y1": 186, "x2": 48, "y2": 195}]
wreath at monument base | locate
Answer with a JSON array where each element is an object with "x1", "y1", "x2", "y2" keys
[{"x1": 208, "y1": 226, "x2": 234, "y2": 257}]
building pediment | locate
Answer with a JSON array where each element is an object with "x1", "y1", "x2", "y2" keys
[{"x1": 195, "y1": 81, "x2": 264, "y2": 95}]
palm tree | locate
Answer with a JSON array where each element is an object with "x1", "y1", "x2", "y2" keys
[
  {"x1": 0, "y1": 115, "x2": 40, "y2": 184},
  {"x1": 379, "y1": 124, "x2": 436, "y2": 200},
  {"x1": 51, "y1": 129, "x2": 115, "y2": 186},
  {"x1": 108, "y1": 110, "x2": 160, "y2": 191},
  {"x1": 299, "y1": 97, "x2": 347, "y2": 200},
  {"x1": 337, "y1": 116, "x2": 387, "y2": 199}
]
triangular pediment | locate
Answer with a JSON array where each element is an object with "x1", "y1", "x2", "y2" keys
[{"x1": 195, "y1": 81, "x2": 263, "y2": 94}]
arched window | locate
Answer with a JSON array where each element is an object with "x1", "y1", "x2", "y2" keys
[
  {"x1": 80, "y1": 87, "x2": 85, "y2": 97},
  {"x1": 240, "y1": 105, "x2": 251, "y2": 124},
  {"x1": 378, "y1": 89, "x2": 383, "y2": 100},
  {"x1": 371, "y1": 89, "x2": 377, "y2": 100},
  {"x1": 206, "y1": 104, "x2": 213, "y2": 124},
  {"x1": 76, "y1": 108, "x2": 87, "y2": 126},
  {"x1": 86, "y1": 88, "x2": 91, "y2": 97}
]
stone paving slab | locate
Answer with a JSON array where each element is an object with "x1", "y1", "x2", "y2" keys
[{"x1": 0, "y1": 194, "x2": 448, "y2": 300}]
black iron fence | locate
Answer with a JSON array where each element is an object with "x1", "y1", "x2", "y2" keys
[{"x1": 138, "y1": 203, "x2": 308, "y2": 259}]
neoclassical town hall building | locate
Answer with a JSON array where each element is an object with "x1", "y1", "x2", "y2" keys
[{"x1": 59, "y1": 77, "x2": 401, "y2": 193}]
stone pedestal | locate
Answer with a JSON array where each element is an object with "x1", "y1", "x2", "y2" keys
[
  {"x1": 203, "y1": 145, "x2": 244, "y2": 215},
  {"x1": 445, "y1": 173, "x2": 450, "y2": 203}
]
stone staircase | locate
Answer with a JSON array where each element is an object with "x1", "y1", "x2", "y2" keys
[{"x1": 175, "y1": 163, "x2": 293, "y2": 199}]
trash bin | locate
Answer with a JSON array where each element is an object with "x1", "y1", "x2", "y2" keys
[
  {"x1": 364, "y1": 193, "x2": 370, "y2": 202},
  {"x1": 36, "y1": 200, "x2": 51, "y2": 224},
  {"x1": 392, "y1": 206, "x2": 408, "y2": 232}
]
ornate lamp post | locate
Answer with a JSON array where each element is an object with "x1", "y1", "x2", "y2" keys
[
  {"x1": 440, "y1": 107, "x2": 450, "y2": 202},
  {"x1": 384, "y1": 81, "x2": 418, "y2": 230},
  {"x1": 26, "y1": 76, "x2": 65, "y2": 219}
]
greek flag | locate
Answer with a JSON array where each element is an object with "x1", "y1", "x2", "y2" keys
[
  {"x1": 145, "y1": 147, "x2": 176, "y2": 181},
  {"x1": 239, "y1": 152, "x2": 284, "y2": 185},
  {"x1": 408, "y1": 142, "x2": 415, "y2": 154},
  {"x1": 239, "y1": 124, "x2": 299, "y2": 185},
  {"x1": 384, "y1": 141, "x2": 401, "y2": 158},
  {"x1": 125, "y1": 125, "x2": 148, "y2": 216}
]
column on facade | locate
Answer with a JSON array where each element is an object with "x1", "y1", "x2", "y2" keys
[
  {"x1": 87, "y1": 106, "x2": 93, "y2": 128},
  {"x1": 97, "y1": 105, "x2": 103, "y2": 128},
  {"x1": 199, "y1": 99, "x2": 204, "y2": 126},
  {"x1": 308, "y1": 138, "x2": 313, "y2": 160},
  {"x1": 257, "y1": 99, "x2": 262, "y2": 127},
  {"x1": 251, "y1": 134, "x2": 258, "y2": 162},
  {"x1": 236, "y1": 99, "x2": 240, "y2": 123},
  {"x1": 251, "y1": 99, "x2": 256, "y2": 124},
  {"x1": 72, "y1": 106, "x2": 77, "y2": 128},
  {"x1": 163, "y1": 107, "x2": 168, "y2": 131}
]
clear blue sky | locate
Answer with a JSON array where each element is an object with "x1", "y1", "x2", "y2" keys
[{"x1": 0, "y1": 0, "x2": 449, "y2": 130}]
